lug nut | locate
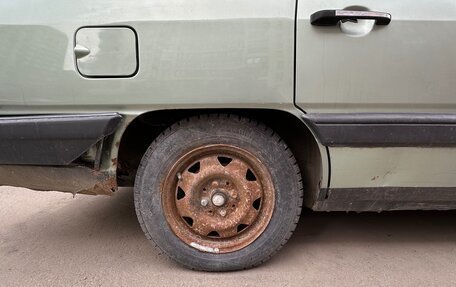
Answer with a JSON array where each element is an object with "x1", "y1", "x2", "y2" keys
[
  {"x1": 211, "y1": 181, "x2": 218, "y2": 187},
  {"x1": 200, "y1": 198, "x2": 209, "y2": 207},
  {"x1": 219, "y1": 209, "x2": 227, "y2": 217}
]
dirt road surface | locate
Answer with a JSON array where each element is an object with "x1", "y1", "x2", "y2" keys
[{"x1": 1, "y1": 187, "x2": 456, "y2": 286}]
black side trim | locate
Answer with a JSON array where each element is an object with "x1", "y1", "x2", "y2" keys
[
  {"x1": 314, "y1": 187, "x2": 456, "y2": 211},
  {"x1": 303, "y1": 113, "x2": 456, "y2": 147},
  {"x1": 0, "y1": 113, "x2": 122, "y2": 165}
]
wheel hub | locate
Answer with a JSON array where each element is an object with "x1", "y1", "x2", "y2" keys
[
  {"x1": 161, "y1": 144, "x2": 275, "y2": 253},
  {"x1": 211, "y1": 191, "x2": 226, "y2": 207}
]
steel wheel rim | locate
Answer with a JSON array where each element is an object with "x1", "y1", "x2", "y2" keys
[{"x1": 162, "y1": 144, "x2": 275, "y2": 253}]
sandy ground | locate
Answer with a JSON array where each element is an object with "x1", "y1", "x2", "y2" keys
[{"x1": 1, "y1": 187, "x2": 456, "y2": 287}]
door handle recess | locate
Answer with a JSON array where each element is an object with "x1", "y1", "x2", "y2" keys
[{"x1": 311, "y1": 10, "x2": 391, "y2": 26}]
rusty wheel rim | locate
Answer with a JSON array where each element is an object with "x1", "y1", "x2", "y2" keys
[{"x1": 161, "y1": 144, "x2": 275, "y2": 253}]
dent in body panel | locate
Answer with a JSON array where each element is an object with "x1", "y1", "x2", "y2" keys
[{"x1": 329, "y1": 147, "x2": 456, "y2": 188}]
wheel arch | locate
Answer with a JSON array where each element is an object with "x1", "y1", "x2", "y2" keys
[{"x1": 117, "y1": 108, "x2": 326, "y2": 208}]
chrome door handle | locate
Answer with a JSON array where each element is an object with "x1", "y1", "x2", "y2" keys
[{"x1": 311, "y1": 10, "x2": 391, "y2": 26}]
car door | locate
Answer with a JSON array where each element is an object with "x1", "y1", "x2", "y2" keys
[
  {"x1": 296, "y1": 0, "x2": 456, "y2": 114},
  {"x1": 296, "y1": 0, "x2": 456, "y2": 208}
]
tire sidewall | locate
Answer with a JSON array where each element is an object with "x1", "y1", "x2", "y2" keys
[{"x1": 135, "y1": 116, "x2": 302, "y2": 271}]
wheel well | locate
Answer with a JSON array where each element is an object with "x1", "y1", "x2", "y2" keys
[{"x1": 117, "y1": 109, "x2": 322, "y2": 208}]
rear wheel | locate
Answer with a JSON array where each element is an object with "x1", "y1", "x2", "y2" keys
[{"x1": 134, "y1": 114, "x2": 303, "y2": 271}]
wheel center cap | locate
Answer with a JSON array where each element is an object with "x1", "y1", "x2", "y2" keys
[{"x1": 211, "y1": 192, "x2": 226, "y2": 207}]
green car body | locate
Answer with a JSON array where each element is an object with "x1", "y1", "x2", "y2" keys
[
  {"x1": 1, "y1": 0, "x2": 456, "y2": 209},
  {"x1": 1, "y1": 0, "x2": 456, "y2": 270}
]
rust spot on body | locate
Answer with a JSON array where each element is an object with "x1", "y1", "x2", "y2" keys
[
  {"x1": 0, "y1": 165, "x2": 117, "y2": 196},
  {"x1": 82, "y1": 176, "x2": 117, "y2": 195}
]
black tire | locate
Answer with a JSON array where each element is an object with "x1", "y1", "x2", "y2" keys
[{"x1": 134, "y1": 114, "x2": 303, "y2": 271}]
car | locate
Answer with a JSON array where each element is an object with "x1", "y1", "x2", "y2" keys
[{"x1": 1, "y1": 0, "x2": 455, "y2": 271}]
